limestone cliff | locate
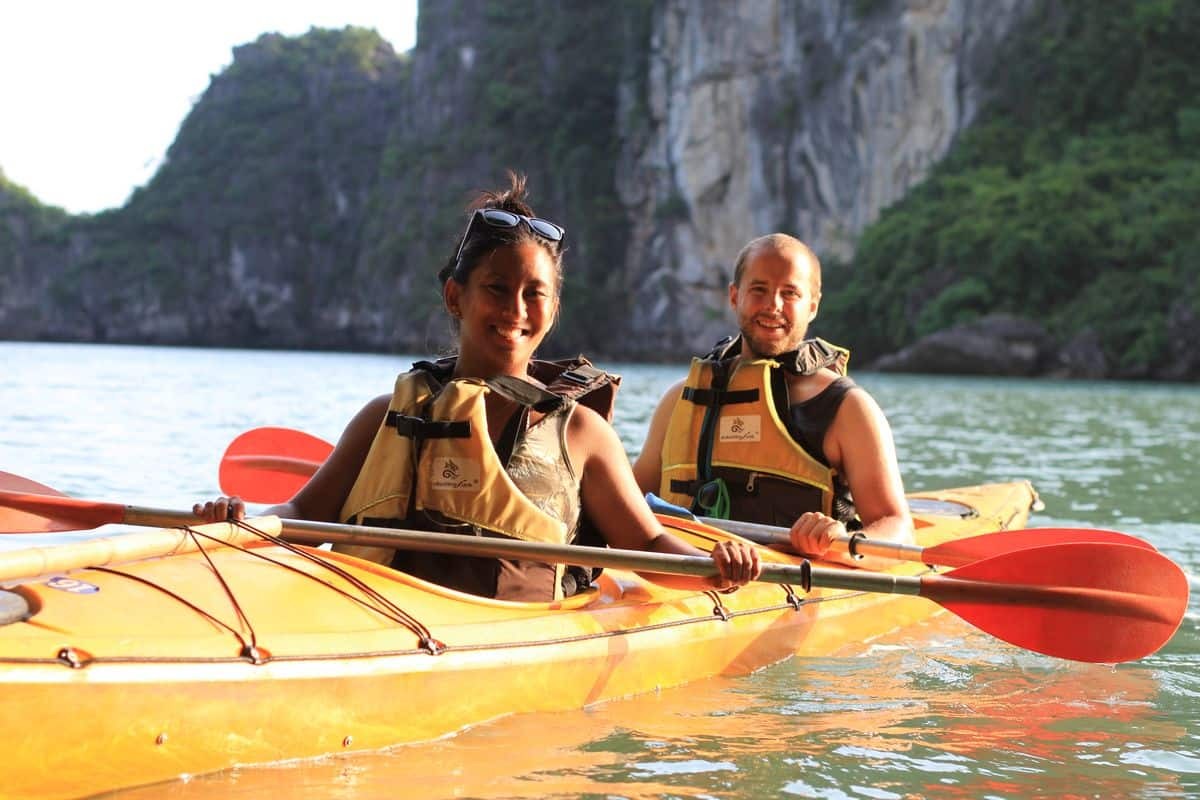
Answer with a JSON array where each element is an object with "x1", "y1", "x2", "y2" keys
[{"x1": 616, "y1": 0, "x2": 1036, "y2": 355}]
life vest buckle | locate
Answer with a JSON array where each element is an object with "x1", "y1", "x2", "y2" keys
[{"x1": 558, "y1": 368, "x2": 592, "y2": 386}]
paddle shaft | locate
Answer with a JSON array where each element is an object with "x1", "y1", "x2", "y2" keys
[{"x1": 0, "y1": 496, "x2": 1172, "y2": 622}]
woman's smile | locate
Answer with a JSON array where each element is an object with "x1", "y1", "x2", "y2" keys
[{"x1": 490, "y1": 321, "x2": 531, "y2": 345}]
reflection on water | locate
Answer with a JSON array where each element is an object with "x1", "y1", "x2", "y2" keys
[
  {"x1": 3, "y1": 343, "x2": 1199, "y2": 799},
  {"x1": 101, "y1": 618, "x2": 1189, "y2": 800}
]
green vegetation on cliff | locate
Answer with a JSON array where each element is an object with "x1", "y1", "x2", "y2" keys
[
  {"x1": 0, "y1": 168, "x2": 68, "y2": 234},
  {"x1": 820, "y1": 0, "x2": 1200, "y2": 377},
  {"x1": 48, "y1": 27, "x2": 409, "y2": 345},
  {"x1": 0, "y1": 169, "x2": 68, "y2": 263}
]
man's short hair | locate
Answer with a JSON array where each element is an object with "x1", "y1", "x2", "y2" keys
[{"x1": 731, "y1": 234, "x2": 821, "y2": 295}]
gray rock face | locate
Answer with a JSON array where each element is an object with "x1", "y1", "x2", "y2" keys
[
  {"x1": 871, "y1": 313, "x2": 1055, "y2": 376},
  {"x1": 1054, "y1": 330, "x2": 1110, "y2": 380},
  {"x1": 616, "y1": 0, "x2": 1037, "y2": 355},
  {"x1": 1162, "y1": 302, "x2": 1200, "y2": 381}
]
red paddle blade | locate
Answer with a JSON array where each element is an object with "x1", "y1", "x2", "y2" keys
[
  {"x1": 924, "y1": 527, "x2": 1155, "y2": 567},
  {"x1": 923, "y1": 542, "x2": 1188, "y2": 663},
  {"x1": 0, "y1": 471, "x2": 68, "y2": 497},
  {"x1": 218, "y1": 427, "x2": 331, "y2": 503},
  {"x1": 0, "y1": 490, "x2": 126, "y2": 533}
]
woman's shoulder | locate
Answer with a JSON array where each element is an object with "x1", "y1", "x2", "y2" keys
[
  {"x1": 565, "y1": 400, "x2": 604, "y2": 429},
  {"x1": 565, "y1": 401, "x2": 621, "y2": 449},
  {"x1": 341, "y1": 394, "x2": 392, "y2": 437},
  {"x1": 361, "y1": 393, "x2": 393, "y2": 416}
]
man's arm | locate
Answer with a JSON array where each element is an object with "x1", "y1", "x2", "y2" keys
[
  {"x1": 631, "y1": 379, "x2": 686, "y2": 495},
  {"x1": 815, "y1": 387, "x2": 913, "y2": 567}
]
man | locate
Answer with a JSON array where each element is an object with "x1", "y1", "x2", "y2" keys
[{"x1": 632, "y1": 234, "x2": 912, "y2": 566}]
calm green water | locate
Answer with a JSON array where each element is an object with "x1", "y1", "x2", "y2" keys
[{"x1": 2, "y1": 342, "x2": 1197, "y2": 799}]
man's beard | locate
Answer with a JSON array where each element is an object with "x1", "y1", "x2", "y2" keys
[{"x1": 740, "y1": 317, "x2": 805, "y2": 358}]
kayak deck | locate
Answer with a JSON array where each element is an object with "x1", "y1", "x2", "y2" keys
[{"x1": 0, "y1": 481, "x2": 1038, "y2": 799}]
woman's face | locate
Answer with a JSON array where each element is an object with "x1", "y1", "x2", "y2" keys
[{"x1": 444, "y1": 241, "x2": 560, "y2": 375}]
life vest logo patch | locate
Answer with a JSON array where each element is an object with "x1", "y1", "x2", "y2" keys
[
  {"x1": 719, "y1": 414, "x2": 761, "y2": 442},
  {"x1": 431, "y1": 457, "x2": 481, "y2": 491}
]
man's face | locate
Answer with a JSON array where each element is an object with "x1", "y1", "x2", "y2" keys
[{"x1": 729, "y1": 248, "x2": 820, "y2": 358}]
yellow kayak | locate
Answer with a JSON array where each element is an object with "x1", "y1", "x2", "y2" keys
[{"x1": 0, "y1": 481, "x2": 1038, "y2": 799}]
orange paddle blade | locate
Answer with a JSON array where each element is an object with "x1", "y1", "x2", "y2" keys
[
  {"x1": 0, "y1": 471, "x2": 68, "y2": 497},
  {"x1": 218, "y1": 427, "x2": 332, "y2": 503},
  {"x1": 923, "y1": 542, "x2": 1188, "y2": 664},
  {"x1": 0, "y1": 473, "x2": 78, "y2": 533},
  {"x1": 0, "y1": 490, "x2": 127, "y2": 533}
]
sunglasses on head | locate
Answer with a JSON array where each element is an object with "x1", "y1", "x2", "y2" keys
[{"x1": 453, "y1": 208, "x2": 566, "y2": 267}]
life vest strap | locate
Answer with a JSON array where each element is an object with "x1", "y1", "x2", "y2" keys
[
  {"x1": 386, "y1": 412, "x2": 471, "y2": 440},
  {"x1": 666, "y1": 477, "x2": 730, "y2": 518},
  {"x1": 681, "y1": 386, "x2": 760, "y2": 407},
  {"x1": 487, "y1": 375, "x2": 564, "y2": 413},
  {"x1": 669, "y1": 478, "x2": 701, "y2": 497}
]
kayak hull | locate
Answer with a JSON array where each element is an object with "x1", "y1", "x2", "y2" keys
[{"x1": 0, "y1": 481, "x2": 1038, "y2": 799}]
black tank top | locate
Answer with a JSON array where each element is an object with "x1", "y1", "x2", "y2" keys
[
  {"x1": 785, "y1": 376, "x2": 860, "y2": 527},
  {"x1": 785, "y1": 376, "x2": 855, "y2": 464}
]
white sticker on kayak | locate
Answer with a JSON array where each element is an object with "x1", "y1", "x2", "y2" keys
[
  {"x1": 431, "y1": 457, "x2": 481, "y2": 491},
  {"x1": 719, "y1": 414, "x2": 761, "y2": 442},
  {"x1": 45, "y1": 576, "x2": 100, "y2": 594}
]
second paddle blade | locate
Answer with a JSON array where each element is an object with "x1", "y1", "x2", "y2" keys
[{"x1": 218, "y1": 427, "x2": 332, "y2": 504}]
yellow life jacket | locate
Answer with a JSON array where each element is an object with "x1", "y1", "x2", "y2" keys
[
  {"x1": 336, "y1": 357, "x2": 619, "y2": 601},
  {"x1": 658, "y1": 336, "x2": 850, "y2": 527}
]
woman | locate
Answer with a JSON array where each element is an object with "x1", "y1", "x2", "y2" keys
[{"x1": 196, "y1": 173, "x2": 760, "y2": 601}]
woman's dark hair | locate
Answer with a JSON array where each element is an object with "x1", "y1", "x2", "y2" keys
[{"x1": 438, "y1": 171, "x2": 565, "y2": 292}]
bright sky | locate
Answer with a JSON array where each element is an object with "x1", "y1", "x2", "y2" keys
[{"x1": 0, "y1": 1, "x2": 418, "y2": 214}]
